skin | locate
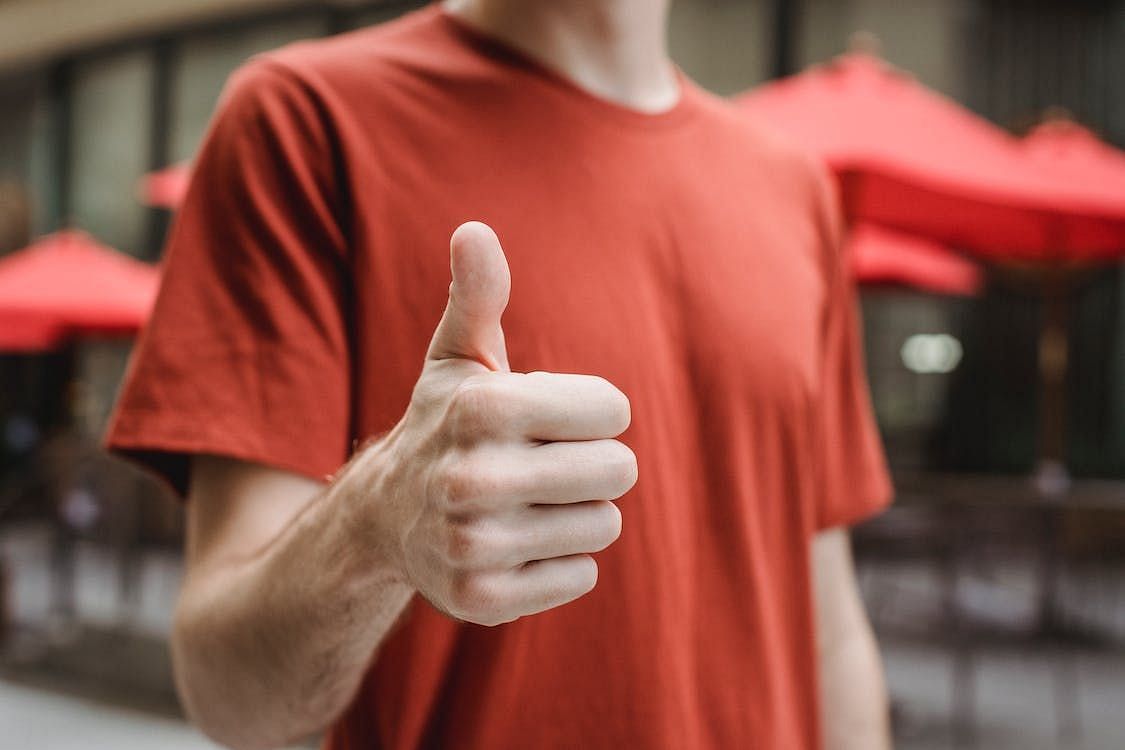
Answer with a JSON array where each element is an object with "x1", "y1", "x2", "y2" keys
[
  {"x1": 444, "y1": 0, "x2": 679, "y2": 112},
  {"x1": 177, "y1": 223, "x2": 636, "y2": 749},
  {"x1": 813, "y1": 528, "x2": 892, "y2": 750},
  {"x1": 173, "y1": 3, "x2": 891, "y2": 749}
]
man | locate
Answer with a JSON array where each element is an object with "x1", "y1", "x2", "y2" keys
[{"x1": 108, "y1": 1, "x2": 893, "y2": 748}]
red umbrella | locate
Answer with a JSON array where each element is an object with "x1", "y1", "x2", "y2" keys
[
  {"x1": 140, "y1": 162, "x2": 191, "y2": 209},
  {"x1": 849, "y1": 223, "x2": 982, "y2": 296},
  {"x1": 0, "y1": 230, "x2": 160, "y2": 351},
  {"x1": 1022, "y1": 119, "x2": 1125, "y2": 197},
  {"x1": 735, "y1": 53, "x2": 1125, "y2": 261},
  {"x1": 1013, "y1": 120, "x2": 1125, "y2": 477}
]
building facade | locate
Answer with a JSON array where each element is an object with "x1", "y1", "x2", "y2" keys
[{"x1": 0, "y1": 0, "x2": 1122, "y2": 477}]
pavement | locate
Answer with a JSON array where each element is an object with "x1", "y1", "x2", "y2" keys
[
  {"x1": 2, "y1": 520, "x2": 1124, "y2": 749},
  {"x1": 885, "y1": 638, "x2": 1125, "y2": 750},
  {"x1": 0, "y1": 679, "x2": 221, "y2": 750}
]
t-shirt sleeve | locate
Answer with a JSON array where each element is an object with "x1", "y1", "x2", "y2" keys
[
  {"x1": 105, "y1": 58, "x2": 351, "y2": 497},
  {"x1": 808, "y1": 162, "x2": 894, "y2": 530}
]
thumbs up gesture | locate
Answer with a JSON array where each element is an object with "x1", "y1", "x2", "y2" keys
[{"x1": 355, "y1": 222, "x2": 637, "y2": 626}]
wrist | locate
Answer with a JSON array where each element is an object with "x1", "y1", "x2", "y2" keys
[{"x1": 327, "y1": 430, "x2": 412, "y2": 589}]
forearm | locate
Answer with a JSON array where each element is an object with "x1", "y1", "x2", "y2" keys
[
  {"x1": 174, "y1": 452, "x2": 414, "y2": 750},
  {"x1": 818, "y1": 613, "x2": 890, "y2": 750},
  {"x1": 813, "y1": 528, "x2": 890, "y2": 750},
  {"x1": 172, "y1": 222, "x2": 634, "y2": 748}
]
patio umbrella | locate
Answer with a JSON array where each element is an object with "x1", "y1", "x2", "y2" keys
[
  {"x1": 1012, "y1": 120, "x2": 1125, "y2": 478},
  {"x1": 1021, "y1": 119, "x2": 1125, "y2": 198},
  {"x1": 738, "y1": 52, "x2": 1125, "y2": 482},
  {"x1": 0, "y1": 230, "x2": 160, "y2": 351},
  {"x1": 140, "y1": 162, "x2": 191, "y2": 209},
  {"x1": 735, "y1": 52, "x2": 1125, "y2": 261},
  {"x1": 849, "y1": 223, "x2": 982, "y2": 296}
]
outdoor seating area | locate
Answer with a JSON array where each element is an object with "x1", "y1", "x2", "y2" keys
[{"x1": 3, "y1": 481, "x2": 1125, "y2": 748}]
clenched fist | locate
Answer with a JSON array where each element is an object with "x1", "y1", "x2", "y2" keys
[{"x1": 351, "y1": 222, "x2": 637, "y2": 626}]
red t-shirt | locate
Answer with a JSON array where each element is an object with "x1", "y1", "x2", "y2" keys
[{"x1": 108, "y1": 6, "x2": 892, "y2": 749}]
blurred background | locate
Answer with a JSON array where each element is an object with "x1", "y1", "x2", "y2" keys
[{"x1": 0, "y1": 1, "x2": 1123, "y2": 748}]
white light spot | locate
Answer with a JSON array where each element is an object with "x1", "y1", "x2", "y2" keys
[{"x1": 901, "y1": 333, "x2": 963, "y2": 374}]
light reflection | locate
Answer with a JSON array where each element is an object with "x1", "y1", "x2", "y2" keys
[{"x1": 901, "y1": 333, "x2": 963, "y2": 374}]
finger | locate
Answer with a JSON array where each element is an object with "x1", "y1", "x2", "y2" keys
[
  {"x1": 444, "y1": 501, "x2": 621, "y2": 570},
  {"x1": 426, "y1": 221, "x2": 511, "y2": 371},
  {"x1": 506, "y1": 501, "x2": 622, "y2": 565},
  {"x1": 517, "y1": 372, "x2": 632, "y2": 440},
  {"x1": 449, "y1": 371, "x2": 631, "y2": 443},
  {"x1": 507, "y1": 554, "x2": 600, "y2": 618},
  {"x1": 442, "y1": 440, "x2": 638, "y2": 512}
]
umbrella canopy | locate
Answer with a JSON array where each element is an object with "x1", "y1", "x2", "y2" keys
[
  {"x1": 1022, "y1": 120, "x2": 1125, "y2": 199},
  {"x1": 140, "y1": 162, "x2": 191, "y2": 209},
  {"x1": 0, "y1": 230, "x2": 160, "y2": 351},
  {"x1": 849, "y1": 223, "x2": 982, "y2": 296},
  {"x1": 735, "y1": 53, "x2": 1125, "y2": 261}
]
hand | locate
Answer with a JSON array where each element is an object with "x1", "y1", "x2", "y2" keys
[{"x1": 351, "y1": 222, "x2": 637, "y2": 627}]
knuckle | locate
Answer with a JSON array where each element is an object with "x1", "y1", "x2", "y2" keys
[
  {"x1": 447, "y1": 573, "x2": 508, "y2": 626},
  {"x1": 447, "y1": 378, "x2": 508, "y2": 441},
  {"x1": 443, "y1": 518, "x2": 492, "y2": 568},
  {"x1": 441, "y1": 462, "x2": 482, "y2": 506},
  {"x1": 442, "y1": 454, "x2": 509, "y2": 509},
  {"x1": 446, "y1": 571, "x2": 479, "y2": 613}
]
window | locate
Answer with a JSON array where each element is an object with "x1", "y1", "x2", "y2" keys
[
  {"x1": 171, "y1": 16, "x2": 327, "y2": 164},
  {"x1": 70, "y1": 50, "x2": 153, "y2": 255},
  {"x1": 0, "y1": 72, "x2": 50, "y2": 251}
]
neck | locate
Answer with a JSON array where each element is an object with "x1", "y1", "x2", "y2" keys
[{"x1": 443, "y1": 0, "x2": 679, "y2": 113}]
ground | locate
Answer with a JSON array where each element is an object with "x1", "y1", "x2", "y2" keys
[{"x1": 2, "y1": 521, "x2": 1123, "y2": 749}]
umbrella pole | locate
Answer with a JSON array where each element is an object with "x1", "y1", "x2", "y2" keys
[
  {"x1": 47, "y1": 341, "x2": 80, "y2": 627},
  {"x1": 1034, "y1": 268, "x2": 1071, "y2": 495}
]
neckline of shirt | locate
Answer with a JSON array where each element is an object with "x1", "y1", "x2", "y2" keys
[{"x1": 433, "y1": 6, "x2": 702, "y2": 134}]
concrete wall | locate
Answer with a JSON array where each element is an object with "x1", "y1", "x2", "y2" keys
[
  {"x1": 801, "y1": 0, "x2": 973, "y2": 97},
  {"x1": 669, "y1": 0, "x2": 771, "y2": 95},
  {"x1": 0, "y1": 0, "x2": 971, "y2": 99},
  {"x1": 0, "y1": 0, "x2": 300, "y2": 70}
]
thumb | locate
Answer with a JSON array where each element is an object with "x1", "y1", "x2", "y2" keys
[{"x1": 426, "y1": 221, "x2": 511, "y2": 371}]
